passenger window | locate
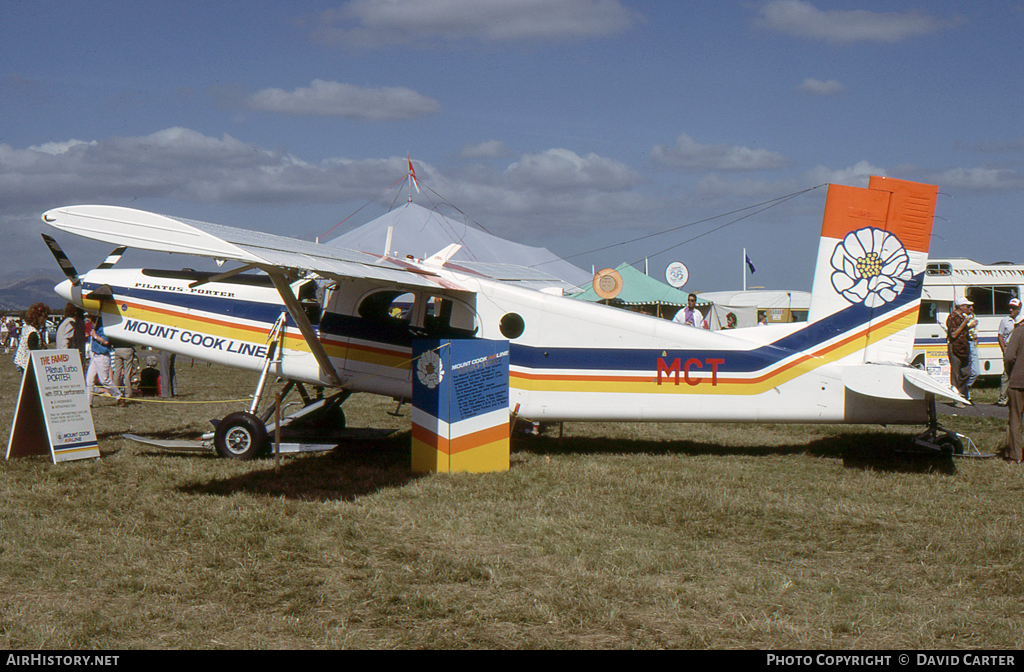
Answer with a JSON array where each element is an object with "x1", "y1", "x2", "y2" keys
[
  {"x1": 966, "y1": 287, "x2": 993, "y2": 315},
  {"x1": 918, "y1": 301, "x2": 939, "y2": 324},
  {"x1": 352, "y1": 291, "x2": 416, "y2": 346},
  {"x1": 424, "y1": 296, "x2": 478, "y2": 338},
  {"x1": 966, "y1": 286, "x2": 1020, "y2": 316},
  {"x1": 358, "y1": 291, "x2": 414, "y2": 322},
  {"x1": 993, "y1": 286, "x2": 1020, "y2": 316}
]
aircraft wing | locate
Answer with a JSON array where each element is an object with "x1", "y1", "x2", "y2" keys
[{"x1": 42, "y1": 205, "x2": 458, "y2": 291}]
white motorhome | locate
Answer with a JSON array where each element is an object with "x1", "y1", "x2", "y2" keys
[{"x1": 913, "y1": 259, "x2": 1024, "y2": 377}]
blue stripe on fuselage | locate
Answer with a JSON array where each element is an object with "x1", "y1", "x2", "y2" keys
[{"x1": 511, "y1": 274, "x2": 922, "y2": 374}]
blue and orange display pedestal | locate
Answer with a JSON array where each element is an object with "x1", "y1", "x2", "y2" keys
[{"x1": 411, "y1": 339, "x2": 510, "y2": 474}]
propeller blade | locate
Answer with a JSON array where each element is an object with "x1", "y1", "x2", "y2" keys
[
  {"x1": 97, "y1": 246, "x2": 128, "y2": 270},
  {"x1": 41, "y1": 233, "x2": 81, "y2": 286}
]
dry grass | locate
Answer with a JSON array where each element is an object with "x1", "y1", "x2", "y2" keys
[{"x1": 1, "y1": 353, "x2": 1022, "y2": 649}]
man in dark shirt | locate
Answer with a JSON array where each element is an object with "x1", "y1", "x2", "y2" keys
[{"x1": 946, "y1": 296, "x2": 974, "y2": 405}]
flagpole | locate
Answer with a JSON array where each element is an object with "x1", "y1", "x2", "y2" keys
[{"x1": 743, "y1": 247, "x2": 747, "y2": 292}]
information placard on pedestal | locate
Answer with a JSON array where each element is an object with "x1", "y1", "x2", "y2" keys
[
  {"x1": 6, "y1": 349, "x2": 99, "y2": 463},
  {"x1": 411, "y1": 339, "x2": 510, "y2": 474}
]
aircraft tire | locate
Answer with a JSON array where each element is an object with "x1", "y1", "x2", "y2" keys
[
  {"x1": 214, "y1": 411, "x2": 268, "y2": 460},
  {"x1": 937, "y1": 432, "x2": 964, "y2": 456}
]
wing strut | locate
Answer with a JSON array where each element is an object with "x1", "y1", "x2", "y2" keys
[{"x1": 264, "y1": 269, "x2": 343, "y2": 388}]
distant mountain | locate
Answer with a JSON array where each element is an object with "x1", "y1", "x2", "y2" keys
[{"x1": 0, "y1": 272, "x2": 64, "y2": 312}]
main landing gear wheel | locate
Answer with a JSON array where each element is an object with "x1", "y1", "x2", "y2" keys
[{"x1": 214, "y1": 411, "x2": 268, "y2": 460}]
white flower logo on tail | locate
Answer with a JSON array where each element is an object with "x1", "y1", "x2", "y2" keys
[
  {"x1": 830, "y1": 227, "x2": 912, "y2": 308},
  {"x1": 417, "y1": 350, "x2": 444, "y2": 389}
]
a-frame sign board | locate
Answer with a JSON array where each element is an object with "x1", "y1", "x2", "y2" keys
[{"x1": 6, "y1": 349, "x2": 99, "y2": 463}]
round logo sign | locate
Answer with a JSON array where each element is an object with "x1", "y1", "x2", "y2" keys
[{"x1": 665, "y1": 262, "x2": 688, "y2": 288}]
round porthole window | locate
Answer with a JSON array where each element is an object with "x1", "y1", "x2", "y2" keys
[{"x1": 499, "y1": 312, "x2": 525, "y2": 339}]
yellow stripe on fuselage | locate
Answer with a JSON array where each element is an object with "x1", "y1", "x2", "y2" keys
[{"x1": 511, "y1": 306, "x2": 918, "y2": 396}]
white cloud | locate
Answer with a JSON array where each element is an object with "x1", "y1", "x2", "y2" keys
[
  {"x1": 27, "y1": 139, "x2": 97, "y2": 155},
  {"x1": 754, "y1": 0, "x2": 953, "y2": 44},
  {"x1": 803, "y1": 160, "x2": 887, "y2": 187},
  {"x1": 246, "y1": 79, "x2": 441, "y2": 121},
  {"x1": 504, "y1": 148, "x2": 644, "y2": 192},
  {"x1": 651, "y1": 134, "x2": 790, "y2": 172},
  {"x1": 0, "y1": 128, "x2": 424, "y2": 216},
  {"x1": 797, "y1": 78, "x2": 844, "y2": 96},
  {"x1": 311, "y1": 0, "x2": 639, "y2": 48},
  {"x1": 459, "y1": 140, "x2": 511, "y2": 159},
  {"x1": 0, "y1": 129, "x2": 658, "y2": 244}
]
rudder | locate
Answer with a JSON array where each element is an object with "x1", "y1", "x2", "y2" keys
[{"x1": 807, "y1": 176, "x2": 938, "y2": 365}]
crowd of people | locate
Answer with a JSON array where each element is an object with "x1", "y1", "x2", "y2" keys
[{"x1": 4, "y1": 302, "x2": 176, "y2": 407}]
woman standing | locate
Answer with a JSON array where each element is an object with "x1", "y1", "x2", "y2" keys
[{"x1": 14, "y1": 302, "x2": 49, "y2": 372}]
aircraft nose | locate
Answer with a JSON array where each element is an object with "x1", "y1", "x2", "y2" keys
[{"x1": 54, "y1": 278, "x2": 73, "y2": 302}]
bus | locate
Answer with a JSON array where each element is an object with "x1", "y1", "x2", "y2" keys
[{"x1": 913, "y1": 259, "x2": 1024, "y2": 378}]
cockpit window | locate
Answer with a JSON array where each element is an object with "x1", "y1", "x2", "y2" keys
[{"x1": 296, "y1": 280, "x2": 322, "y2": 325}]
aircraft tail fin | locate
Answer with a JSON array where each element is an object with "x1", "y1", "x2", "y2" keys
[{"x1": 807, "y1": 176, "x2": 938, "y2": 366}]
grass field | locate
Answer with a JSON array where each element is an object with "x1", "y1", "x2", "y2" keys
[{"x1": 1, "y1": 352, "x2": 1022, "y2": 649}]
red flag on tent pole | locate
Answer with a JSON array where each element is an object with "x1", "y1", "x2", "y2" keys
[{"x1": 407, "y1": 154, "x2": 421, "y2": 194}]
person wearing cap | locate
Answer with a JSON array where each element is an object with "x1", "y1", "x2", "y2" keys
[
  {"x1": 996, "y1": 298, "x2": 1022, "y2": 406},
  {"x1": 946, "y1": 296, "x2": 974, "y2": 405},
  {"x1": 1002, "y1": 308, "x2": 1024, "y2": 463}
]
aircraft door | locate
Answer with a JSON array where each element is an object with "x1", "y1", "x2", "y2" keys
[{"x1": 338, "y1": 289, "x2": 418, "y2": 392}]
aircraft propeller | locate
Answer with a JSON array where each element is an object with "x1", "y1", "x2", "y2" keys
[{"x1": 41, "y1": 233, "x2": 125, "y2": 306}]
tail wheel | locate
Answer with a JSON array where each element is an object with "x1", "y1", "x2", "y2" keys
[
  {"x1": 214, "y1": 411, "x2": 268, "y2": 460},
  {"x1": 936, "y1": 433, "x2": 964, "y2": 456}
]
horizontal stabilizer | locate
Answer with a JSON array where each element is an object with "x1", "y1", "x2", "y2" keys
[
  {"x1": 841, "y1": 363, "x2": 968, "y2": 405},
  {"x1": 903, "y1": 367, "x2": 970, "y2": 405}
]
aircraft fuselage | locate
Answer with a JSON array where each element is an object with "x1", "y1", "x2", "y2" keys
[{"x1": 60, "y1": 261, "x2": 928, "y2": 426}]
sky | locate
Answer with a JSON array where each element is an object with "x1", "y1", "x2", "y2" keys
[{"x1": 2, "y1": 0, "x2": 1023, "y2": 295}]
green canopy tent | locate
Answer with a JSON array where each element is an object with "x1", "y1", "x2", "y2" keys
[{"x1": 572, "y1": 262, "x2": 707, "y2": 320}]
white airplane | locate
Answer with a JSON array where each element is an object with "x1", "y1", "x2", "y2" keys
[{"x1": 40, "y1": 174, "x2": 970, "y2": 460}]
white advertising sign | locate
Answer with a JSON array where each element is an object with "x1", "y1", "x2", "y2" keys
[{"x1": 6, "y1": 349, "x2": 99, "y2": 463}]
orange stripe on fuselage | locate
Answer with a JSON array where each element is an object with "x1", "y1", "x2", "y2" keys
[{"x1": 510, "y1": 303, "x2": 919, "y2": 388}]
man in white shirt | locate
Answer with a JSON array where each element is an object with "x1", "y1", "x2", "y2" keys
[
  {"x1": 673, "y1": 293, "x2": 704, "y2": 328},
  {"x1": 997, "y1": 297, "x2": 1021, "y2": 406}
]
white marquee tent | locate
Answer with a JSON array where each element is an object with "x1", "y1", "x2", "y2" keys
[{"x1": 325, "y1": 202, "x2": 592, "y2": 290}]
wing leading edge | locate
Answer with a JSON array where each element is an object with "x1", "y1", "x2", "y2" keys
[{"x1": 42, "y1": 205, "x2": 455, "y2": 292}]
